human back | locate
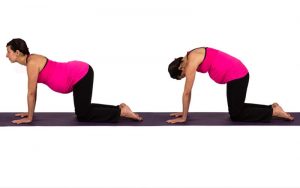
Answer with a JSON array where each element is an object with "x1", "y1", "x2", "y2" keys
[
  {"x1": 196, "y1": 47, "x2": 248, "y2": 84},
  {"x1": 6, "y1": 38, "x2": 143, "y2": 124},
  {"x1": 37, "y1": 59, "x2": 89, "y2": 94},
  {"x1": 26, "y1": 54, "x2": 47, "y2": 72}
]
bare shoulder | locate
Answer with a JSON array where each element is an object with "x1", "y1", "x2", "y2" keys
[
  {"x1": 27, "y1": 54, "x2": 47, "y2": 69},
  {"x1": 187, "y1": 48, "x2": 206, "y2": 68},
  {"x1": 188, "y1": 48, "x2": 205, "y2": 59},
  {"x1": 27, "y1": 54, "x2": 47, "y2": 62}
]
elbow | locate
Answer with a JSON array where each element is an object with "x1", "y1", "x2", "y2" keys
[
  {"x1": 183, "y1": 90, "x2": 191, "y2": 96},
  {"x1": 27, "y1": 91, "x2": 36, "y2": 97}
]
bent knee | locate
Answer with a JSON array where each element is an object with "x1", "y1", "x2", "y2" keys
[
  {"x1": 76, "y1": 115, "x2": 89, "y2": 122},
  {"x1": 229, "y1": 114, "x2": 241, "y2": 121}
]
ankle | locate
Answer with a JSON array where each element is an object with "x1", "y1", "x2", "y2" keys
[
  {"x1": 120, "y1": 108, "x2": 126, "y2": 117},
  {"x1": 272, "y1": 107, "x2": 279, "y2": 116}
]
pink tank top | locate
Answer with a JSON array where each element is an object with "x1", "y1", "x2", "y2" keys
[
  {"x1": 197, "y1": 47, "x2": 248, "y2": 84},
  {"x1": 37, "y1": 59, "x2": 89, "y2": 93}
]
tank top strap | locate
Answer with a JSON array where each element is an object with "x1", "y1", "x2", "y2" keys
[
  {"x1": 186, "y1": 47, "x2": 206, "y2": 60},
  {"x1": 25, "y1": 54, "x2": 31, "y2": 64}
]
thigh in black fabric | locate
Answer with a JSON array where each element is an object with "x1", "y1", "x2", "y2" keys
[
  {"x1": 72, "y1": 66, "x2": 121, "y2": 123},
  {"x1": 226, "y1": 74, "x2": 249, "y2": 117},
  {"x1": 73, "y1": 66, "x2": 94, "y2": 117}
]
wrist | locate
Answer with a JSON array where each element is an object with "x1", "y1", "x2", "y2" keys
[{"x1": 27, "y1": 116, "x2": 33, "y2": 121}]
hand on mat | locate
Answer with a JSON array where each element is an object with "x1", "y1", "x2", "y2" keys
[
  {"x1": 166, "y1": 117, "x2": 186, "y2": 124},
  {"x1": 12, "y1": 117, "x2": 32, "y2": 124},
  {"x1": 170, "y1": 112, "x2": 183, "y2": 118},
  {"x1": 15, "y1": 113, "x2": 29, "y2": 118}
]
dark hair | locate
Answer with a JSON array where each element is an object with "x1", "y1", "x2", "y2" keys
[
  {"x1": 6, "y1": 38, "x2": 30, "y2": 55},
  {"x1": 168, "y1": 57, "x2": 183, "y2": 80}
]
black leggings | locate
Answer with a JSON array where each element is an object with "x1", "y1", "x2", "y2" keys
[
  {"x1": 226, "y1": 73, "x2": 273, "y2": 122},
  {"x1": 72, "y1": 66, "x2": 121, "y2": 122}
]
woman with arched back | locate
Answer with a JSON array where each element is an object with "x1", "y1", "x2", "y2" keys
[{"x1": 6, "y1": 38, "x2": 142, "y2": 124}]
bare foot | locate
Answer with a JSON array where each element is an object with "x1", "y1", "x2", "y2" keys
[
  {"x1": 272, "y1": 102, "x2": 279, "y2": 108},
  {"x1": 272, "y1": 103, "x2": 294, "y2": 121},
  {"x1": 119, "y1": 103, "x2": 126, "y2": 108},
  {"x1": 120, "y1": 103, "x2": 143, "y2": 121}
]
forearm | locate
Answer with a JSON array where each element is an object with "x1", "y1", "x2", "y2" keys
[
  {"x1": 182, "y1": 92, "x2": 191, "y2": 119},
  {"x1": 27, "y1": 93, "x2": 36, "y2": 120}
]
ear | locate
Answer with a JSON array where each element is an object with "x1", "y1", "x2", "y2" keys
[
  {"x1": 178, "y1": 60, "x2": 185, "y2": 70},
  {"x1": 178, "y1": 64, "x2": 183, "y2": 70},
  {"x1": 16, "y1": 50, "x2": 21, "y2": 56}
]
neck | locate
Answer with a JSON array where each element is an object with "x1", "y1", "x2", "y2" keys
[
  {"x1": 17, "y1": 54, "x2": 28, "y2": 65},
  {"x1": 182, "y1": 57, "x2": 188, "y2": 67}
]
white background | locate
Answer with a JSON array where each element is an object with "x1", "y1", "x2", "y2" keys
[{"x1": 0, "y1": 0, "x2": 300, "y2": 188}]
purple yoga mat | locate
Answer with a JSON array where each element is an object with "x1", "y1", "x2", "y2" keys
[{"x1": 0, "y1": 112, "x2": 299, "y2": 126}]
